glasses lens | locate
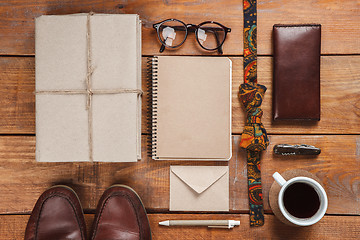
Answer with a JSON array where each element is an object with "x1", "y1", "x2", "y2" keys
[
  {"x1": 158, "y1": 20, "x2": 187, "y2": 48},
  {"x1": 197, "y1": 23, "x2": 226, "y2": 50}
]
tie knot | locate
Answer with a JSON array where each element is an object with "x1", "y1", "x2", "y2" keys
[
  {"x1": 246, "y1": 115, "x2": 262, "y2": 124},
  {"x1": 246, "y1": 107, "x2": 263, "y2": 124}
]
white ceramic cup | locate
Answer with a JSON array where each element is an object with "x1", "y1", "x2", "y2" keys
[{"x1": 272, "y1": 172, "x2": 328, "y2": 226}]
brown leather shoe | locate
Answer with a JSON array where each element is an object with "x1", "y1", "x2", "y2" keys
[
  {"x1": 24, "y1": 185, "x2": 86, "y2": 240},
  {"x1": 91, "y1": 185, "x2": 151, "y2": 240}
]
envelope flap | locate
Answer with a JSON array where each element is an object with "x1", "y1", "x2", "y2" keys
[{"x1": 170, "y1": 166, "x2": 228, "y2": 194}]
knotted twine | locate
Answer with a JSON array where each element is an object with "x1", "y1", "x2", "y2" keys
[
  {"x1": 36, "y1": 12, "x2": 143, "y2": 162},
  {"x1": 240, "y1": 0, "x2": 269, "y2": 226}
]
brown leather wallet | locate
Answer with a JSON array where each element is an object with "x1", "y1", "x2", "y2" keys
[{"x1": 273, "y1": 24, "x2": 321, "y2": 121}]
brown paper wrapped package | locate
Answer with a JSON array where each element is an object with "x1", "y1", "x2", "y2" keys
[{"x1": 35, "y1": 13, "x2": 142, "y2": 162}]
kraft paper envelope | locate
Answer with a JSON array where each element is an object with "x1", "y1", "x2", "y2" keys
[{"x1": 170, "y1": 166, "x2": 229, "y2": 211}]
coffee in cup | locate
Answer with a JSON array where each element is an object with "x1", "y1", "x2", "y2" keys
[{"x1": 272, "y1": 172, "x2": 328, "y2": 226}]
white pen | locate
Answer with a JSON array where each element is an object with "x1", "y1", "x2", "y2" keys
[{"x1": 159, "y1": 220, "x2": 240, "y2": 229}]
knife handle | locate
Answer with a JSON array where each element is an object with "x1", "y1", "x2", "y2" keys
[{"x1": 273, "y1": 144, "x2": 321, "y2": 155}]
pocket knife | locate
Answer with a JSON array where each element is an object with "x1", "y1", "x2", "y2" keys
[{"x1": 273, "y1": 144, "x2": 321, "y2": 155}]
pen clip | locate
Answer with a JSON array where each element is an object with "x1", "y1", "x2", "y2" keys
[{"x1": 208, "y1": 225, "x2": 232, "y2": 229}]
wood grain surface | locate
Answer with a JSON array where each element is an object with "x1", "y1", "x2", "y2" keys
[
  {"x1": 149, "y1": 214, "x2": 360, "y2": 240},
  {"x1": 1, "y1": 214, "x2": 360, "y2": 240},
  {"x1": 0, "y1": 56, "x2": 359, "y2": 134},
  {"x1": 0, "y1": 135, "x2": 359, "y2": 215},
  {"x1": 0, "y1": 0, "x2": 359, "y2": 55},
  {"x1": 0, "y1": 0, "x2": 359, "y2": 238}
]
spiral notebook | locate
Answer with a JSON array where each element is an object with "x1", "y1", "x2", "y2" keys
[{"x1": 149, "y1": 56, "x2": 232, "y2": 160}]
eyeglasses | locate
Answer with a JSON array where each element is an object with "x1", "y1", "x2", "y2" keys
[{"x1": 153, "y1": 19, "x2": 231, "y2": 54}]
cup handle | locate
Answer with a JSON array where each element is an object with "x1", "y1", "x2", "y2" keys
[{"x1": 273, "y1": 172, "x2": 287, "y2": 187}]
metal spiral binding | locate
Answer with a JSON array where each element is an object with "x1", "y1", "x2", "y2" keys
[{"x1": 146, "y1": 57, "x2": 158, "y2": 159}]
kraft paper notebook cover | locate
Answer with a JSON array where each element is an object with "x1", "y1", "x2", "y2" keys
[
  {"x1": 149, "y1": 56, "x2": 232, "y2": 160},
  {"x1": 35, "y1": 14, "x2": 142, "y2": 162}
]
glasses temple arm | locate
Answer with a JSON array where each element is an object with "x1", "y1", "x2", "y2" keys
[
  {"x1": 159, "y1": 36, "x2": 167, "y2": 53},
  {"x1": 207, "y1": 30, "x2": 223, "y2": 54},
  {"x1": 214, "y1": 31, "x2": 223, "y2": 54}
]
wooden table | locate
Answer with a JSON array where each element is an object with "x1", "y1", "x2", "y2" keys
[{"x1": 0, "y1": 0, "x2": 359, "y2": 239}]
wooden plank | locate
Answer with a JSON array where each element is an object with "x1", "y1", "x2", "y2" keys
[
  {"x1": 232, "y1": 56, "x2": 360, "y2": 134},
  {"x1": 1, "y1": 214, "x2": 360, "y2": 240},
  {"x1": 1, "y1": 56, "x2": 359, "y2": 134},
  {"x1": 149, "y1": 214, "x2": 360, "y2": 240},
  {"x1": 0, "y1": 135, "x2": 359, "y2": 215},
  {"x1": 0, "y1": 1, "x2": 359, "y2": 55},
  {"x1": 0, "y1": 57, "x2": 34, "y2": 134}
]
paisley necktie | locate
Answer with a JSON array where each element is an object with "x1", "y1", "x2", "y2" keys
[{"x1": 240, "y1": 0, "x2": 269, "y2": 227}]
